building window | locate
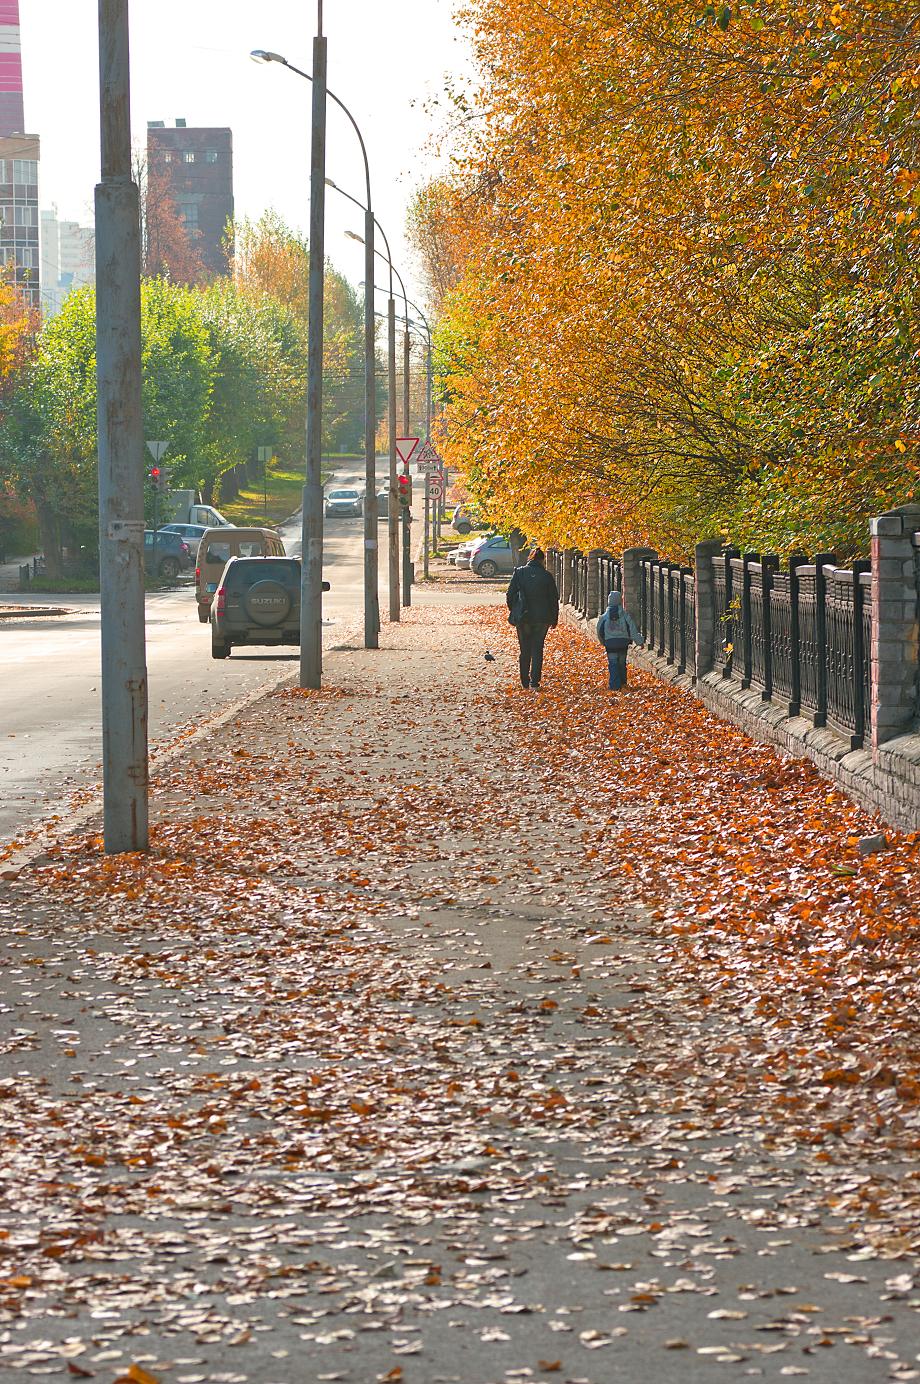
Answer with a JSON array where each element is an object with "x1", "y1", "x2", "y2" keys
[
  {"x1": 14, "y1": 205, "x2": 37, "y2": 227},
  {"x1": 183, "y1": 151, "x2": 195, "y2": 164},
  {"x1": 14, "y1": 160, "x2": 37, "y2": 184},
  {"x1": 162, "y1": 151, "x2": 173, "y2": 164},
  {"x1": 178, "y1": 201, "x2": 199, "y2": 230},
  {"x1": 0, "y1": 161, "x2": 8, "y2": 183},
  {"x1": 205, "y1": 149, "x2": 218, "y2": 164}
]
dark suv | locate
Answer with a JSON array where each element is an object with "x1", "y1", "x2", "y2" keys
[
  {"x1": 210, "y1": 557, "x2": 329, "y2": 659},
  {"x1": 143, "y1": 529, "x2": 192, "y2": 580}
]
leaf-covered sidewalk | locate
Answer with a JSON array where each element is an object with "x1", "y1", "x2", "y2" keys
[{"x1": 1, "y1": 590, "x2": 919, "y2": 1384}]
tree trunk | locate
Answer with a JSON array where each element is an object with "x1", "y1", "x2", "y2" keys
[{"x1": 37, "y1": 501, "x2": 63, "y2": 579}]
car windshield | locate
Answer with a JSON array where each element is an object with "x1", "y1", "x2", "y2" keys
[
  {"x1": 329, "y1": 489, "x2": 358, "y2": 499},
  {"x1": 225, "y1": 560, "x2": 299, "y2": 590}
]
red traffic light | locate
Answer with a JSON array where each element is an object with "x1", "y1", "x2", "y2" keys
[
  {"x1": 397, "y1": 474, "x2": 412, "y2": 507},
  {"x1": 150, "y1": 467, "x2": 160, "y2": 479}
]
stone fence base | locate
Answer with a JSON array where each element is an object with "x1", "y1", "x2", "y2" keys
[{"x1": 562, "y1": 605, "x2": 920, "y2": 833}]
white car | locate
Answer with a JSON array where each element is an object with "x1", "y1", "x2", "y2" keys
[{"x1": 324, "y1": 488, "x2": 363, "y2": 518}]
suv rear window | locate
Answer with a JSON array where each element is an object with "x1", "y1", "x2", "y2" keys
[{"x1": 224, "y1": 559, "x2": 300, "y2": 590}]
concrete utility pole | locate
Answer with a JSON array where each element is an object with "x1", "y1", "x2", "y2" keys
[
  {"x1": 95, "y1": 0, "x2": 148, "y2": 853},
  {"x1": 387, "y1": 295, "x2": 399, "y2": 619},
  {"x1": 301, "y1": 3, "x2": 327, "y2": 687},
  {"x1": 362, "y1": 209, "x2": 379, "y2": 647}
]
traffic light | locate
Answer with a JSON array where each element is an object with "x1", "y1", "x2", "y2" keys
[
  {"x1": 397, "y1": 473, "x2": 412, "y2": 508},
  {"x1": 149, "y1": 466, "x2": 166, "y2": 492}
]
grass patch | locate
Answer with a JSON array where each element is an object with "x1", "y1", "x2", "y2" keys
[{"x1": 220, "y1": 457, "x2": 357, "y2": 527}]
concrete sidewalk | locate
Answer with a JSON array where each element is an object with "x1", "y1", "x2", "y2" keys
[{"x1": 1, "y1": 582, "x2": 919, "y2": 1384}]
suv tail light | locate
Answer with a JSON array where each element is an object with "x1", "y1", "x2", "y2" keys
[
  {"x1": 195, "y1": 566, "x2": 200, "y2": 582},
  {"x1": 215, "y1": 589, "x2": 226, "y2": 617}
]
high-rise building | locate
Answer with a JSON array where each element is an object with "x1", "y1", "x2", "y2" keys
[
  {"x1": 0, "y1": 0, "x2": 25, "y2": 137},
  {"x1": 147, "y1": 119, "x2": 234, "y2": 278},
  {"x1": 0, "y1": 0, "x2": 39, "y2": 306},
  {"x1": 41, "y1": 206, "x2": 95, "y2": 317}
]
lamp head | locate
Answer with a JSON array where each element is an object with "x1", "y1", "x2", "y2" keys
[
  {"x1": 250, "y1": 49, "x2": 287, "y2": 65},
  {"x1": 345, "y1": 230, "x2": 366, "y2": 245}
]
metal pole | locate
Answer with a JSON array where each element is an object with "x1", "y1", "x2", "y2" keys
[
  {"x1": 387, "y1": 295, "x2": 399, "y2": 620},
  {"x1": 401, "y1": 490, "x2": 412, "y2": 607},
  {"x1": 300, "y1": 15, "x2": 326, "y2": 688},
  {"x1": 424, "y1": 489, "x2": 430, "y2": 579},
  {"x1": 363, "y1": 209, "x2": 378, "y2": 647},
  {"x1": 403, "y1": 328, "x2": 410, "y2": 439},
  {"x1": 426, "y1": 340, "x2": 432, "y2": 440},
  {"x1": 96, "y1": 0, "x2": 148, "y2": 854}
]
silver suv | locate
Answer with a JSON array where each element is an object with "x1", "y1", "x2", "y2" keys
[{"x1": 210, "y1": 557, "x2": 329, "y2": 659}]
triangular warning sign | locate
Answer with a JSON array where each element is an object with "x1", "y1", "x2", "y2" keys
[
  {"x1": 395, "y1": 436, "x2": 420, "y2": 466},
  {"x1": 417, "y1": 440, "x2": 442, "y2": 465}
]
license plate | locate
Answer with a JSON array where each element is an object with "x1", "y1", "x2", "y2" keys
[{"x1": 207, "y1": 582, "x2": 217, "y2": 593}]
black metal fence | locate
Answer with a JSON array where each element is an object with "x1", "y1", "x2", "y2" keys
[{"x1": 549, "y1": 545, "x2": 873, "y2": 750}]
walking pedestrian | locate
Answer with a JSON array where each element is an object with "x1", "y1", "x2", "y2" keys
[
  {"x1": 506, "y1": 547, "x2": 560, "y2": 691},
  {"x1": 596, "y1": 590, "x2": 644, "y2": 691}
]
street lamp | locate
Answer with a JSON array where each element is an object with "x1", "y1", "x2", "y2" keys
[
  {"x1": 341, "y1": 211, "x2": 402, "y2": 620},
  {"x1": 252, "y1": 33, "x2": 381, "y2": 658}
]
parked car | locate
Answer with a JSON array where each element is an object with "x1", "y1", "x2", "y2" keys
[
  {"x1": 376, "y1": 489, "x2": 390, "y2": 519},
  {"x1": 210, "y1": 556, "x2": 330, "y2": 659},
  {"x1": 324, "y1": 488, "x2": 363, "y2": 518},
  {"x1": 143, "y1": 529, "x2": 192, "y2": 580},
  {"x1": 471, "y1": 534, "x2": 515, "y2": 578},
  {"x1": 159, "y1": 522, "x2": 212, "y2": 555},
  {"x1": 455, "y1": 533, "x2": 498, "y2": 569},
  {"x1": 452, "y1": 504, "x2": 486, "y2": 535}
]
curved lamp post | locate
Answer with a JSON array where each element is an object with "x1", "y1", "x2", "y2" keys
[{"x1": 251, "y1": 47, "x2": 380, "y2": 651}]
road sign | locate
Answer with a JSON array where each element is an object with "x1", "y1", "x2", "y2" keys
[
  {"x1": 426, "y1": 476, "x2": 444, "y2": 501},
  {"x1": 416, "y1": 440, "x2": 442, "y2": 471},
  {"x1": 257, "y1": 446, "x2": 273, "y2": 463},
  {"x1": 146, "y1": 440, "x2": 169, "y2": 462},
  {"x1": 395, "y1": 436, "x2": 420, "y2": 466}
]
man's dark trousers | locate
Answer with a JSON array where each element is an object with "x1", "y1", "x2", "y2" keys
[{"x1": 517, "y1": 620, "x2": 550, "y2": 688}]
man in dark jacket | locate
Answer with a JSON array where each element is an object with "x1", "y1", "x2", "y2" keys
[{"x1": 505, "y1": 548, "x2": 560, "y2": 690}]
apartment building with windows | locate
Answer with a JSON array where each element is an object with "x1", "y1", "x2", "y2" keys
[
  {"x1": 0, "y1": 1, "x2": 39, "y2": 305},
  {"x1": 146, "y1": 119, "x2": 234, "y2": 277}
]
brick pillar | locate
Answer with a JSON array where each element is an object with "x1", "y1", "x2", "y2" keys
[
  {"x1": 870, "y1": 504, "x2": 920, "y2": 750},
  {"x1": 587, "y1": 549, "x2": 603, "y2": 617},
  {"x1": 562, "y1": 548, "x2": 575, "y2": 605},
  {"x1": 622, "y1": 546, "x2": 657, "y2": 624},
  {"x1": 693, "y1": 539, "x2": 723, "y2": 677}
]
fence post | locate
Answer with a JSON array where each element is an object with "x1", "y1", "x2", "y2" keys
[
  {"x1": 587, "y1": 549, "x2": 603, "y2": 617},
  {"x1": 788, "y1": 553, "x2": 807, "y2": 717},
  {"x1": 622, "y1": 547, "x2": 657, "y2": 631},
  {"x1": 677, "y1": 567, "x2": 688, "y2": 673},
  {"x1": 870, "y1": 504, "x2": 920, "y2": 751},
  {"x1": 694, "y1": 539, "x2": 722, "y2": 677},
  {"x1": 813, "y1": 552, "x2": 835, "y2": 727},
  {"x1": 851, "y1": 558, "x2": 871, "y2": 749},
  {"x1": 761, "y1": 554, "x2": 779, "y2": 702},
  {"x1": 722, "y1": 546, "x2": 740, "y2": 677},
  {"x1": 657, "y1": 562, "x2": 667, "y2": 657},
  {"x1": 740, "y1": 552, "x2": 759, "y2": 688}
]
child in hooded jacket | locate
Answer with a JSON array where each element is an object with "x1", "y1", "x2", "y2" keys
[{"x1": 596, "y1": 590, "x2": 644, "y2": 691}]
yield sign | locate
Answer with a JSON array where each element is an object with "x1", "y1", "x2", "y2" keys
[
  {"x1": 395, "y1": 436, "x2": 420, "y2": 467},
  {"x1": 146, "y1": 440, "x2": 169, "y2": 462}
]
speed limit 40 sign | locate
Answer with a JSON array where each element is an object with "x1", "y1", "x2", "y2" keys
[{"x1": 426, "y1": 474, "x2": 444, "y2": 501}]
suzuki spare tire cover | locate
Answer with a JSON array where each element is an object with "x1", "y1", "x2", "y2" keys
[{"x1": 243, "y1": 579, "x2": 291, "y2": 626}]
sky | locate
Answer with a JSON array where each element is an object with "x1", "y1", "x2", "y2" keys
[{"x1": 20, "y1": 0, "x2": 474, "y2": 309}]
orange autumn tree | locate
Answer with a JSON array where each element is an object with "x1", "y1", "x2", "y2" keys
[{"x1": 413, "y1": 1, "x2": 920, "y2": 560}]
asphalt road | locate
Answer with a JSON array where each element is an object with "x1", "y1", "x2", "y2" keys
[{"x1": 0, "y1": 460, "x2": 399, "y2": 844}]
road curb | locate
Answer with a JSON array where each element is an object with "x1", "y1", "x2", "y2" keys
[{"x1": 0, "y1": 606, "x2": 69, "y2": 619}]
